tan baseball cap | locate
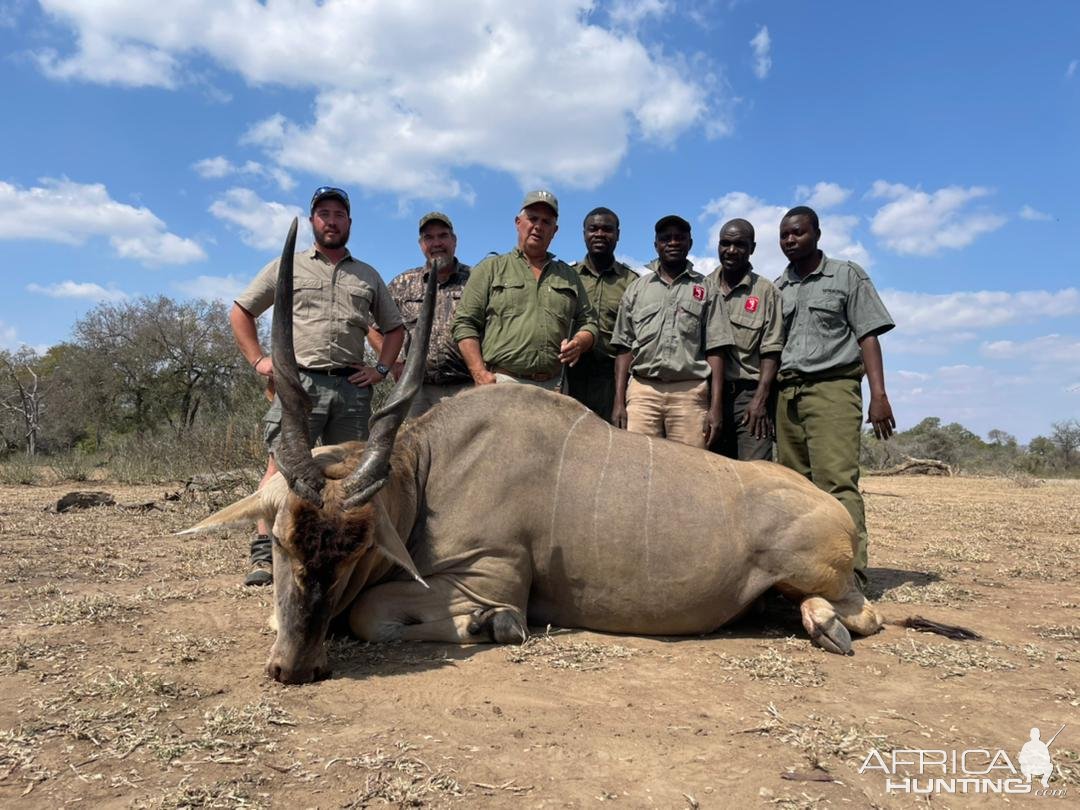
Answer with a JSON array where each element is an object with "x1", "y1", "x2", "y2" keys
[
  {"x1": 418, "y1": 211, "x2": 454, "y2": 232},
  {"x1": 521, "y1": 189, "x2": 558, "y2": 215}
]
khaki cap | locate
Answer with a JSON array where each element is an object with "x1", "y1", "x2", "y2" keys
[
  {"x1": 521, "y1": 189, "x2": 558, "y2": 215},
  {"x1": 418, "y1": 211, "x2": 454, "y2": 232}
]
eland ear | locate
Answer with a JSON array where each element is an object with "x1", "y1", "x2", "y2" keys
[
  {"x1": 176, "y1": 490, "x2": 275, "y2": 536},
  {"x1": 373, "y1": 498, "x2": 428, "y2": 588}
]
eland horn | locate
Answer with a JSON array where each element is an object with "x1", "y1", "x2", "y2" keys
[
  {"x1": 341, "y1": 257, "x2": 442, "y2": 508},
  {"x1": 271, "y1": 217, "x2": 326, "y2": 506}
]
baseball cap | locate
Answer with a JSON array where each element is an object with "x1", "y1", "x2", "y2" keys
[
  {"x1": 654, "y1": 214, "x2": 691, "y2": 234},
  {"x1": 521, "y1": 189, "x2": 558, "y2": 215},
  {"x1": 310, "y1": 186, "x2": 350, "y2": 215},
  {"x1": 418, "y1": 211, "x2": 454, "y2": 232}
]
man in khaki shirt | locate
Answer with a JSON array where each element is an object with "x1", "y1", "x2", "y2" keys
[
  {"x1": 708, "y1": 218, "x2": 784, "y2": 461},
  {"x1": 452, "y1": 190, "x2": 597, "y2": 390},
  {"x1": 611, "y1": 215, "x2": 734, "y2": 449},
  {"x1": 566, "y1": 207, "x2": 636, "y2": 422},
  {"x1": 230, "y1": 186, "x2": 405, "y2": 585}
]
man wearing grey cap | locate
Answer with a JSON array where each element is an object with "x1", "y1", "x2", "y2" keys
[
  {"x1": 611, "y1": 215, "x2": 734, "y2": 448},
  {"x1": 230, "y1": 185, "x2": 405, "y2": 585},
  {"x1": 452, "y1": 190, "x2": 598, "y2": 389},
  {"x1": 368, "y1": 211, "x2": 472, "y2": 416}
]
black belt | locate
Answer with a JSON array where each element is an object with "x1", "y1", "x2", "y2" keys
[
  {"x1": 491, "y1": 366, "x2": 555, "y2": 382},
  {"x1": 724, "y1": 379, "x2": 760, "y2": 394},
  {"x1": 298, "y1": 366, "x2": 355, "y2": 377}
]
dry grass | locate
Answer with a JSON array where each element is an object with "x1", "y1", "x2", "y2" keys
[
  {"x1": 710, "y1": 648, "x2": 826, "y2": 687},
  {"x1": 28, "y1": 592, "x2": 143, "y2": 625},
  {"x1": 876, "y1": 580, "x2": 977, "y2": 604},
  {"x1": 505, "y1": 630, "x2": 636, "y2": 671},
  {"x1": 1033, "y1": 624, "x2": 1080, "y2": 641},
  {"x1": 872, "y1": 637, "x2": 1018, "y2": 678},
  {"x1": 745, "y1": 703, "x2": 894, "y2": 770},
  {"x1": 333, "y1": 741, "x2": 465, "y2": 808}
]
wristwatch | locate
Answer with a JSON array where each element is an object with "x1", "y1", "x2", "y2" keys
[{"x1": 375, "y1": 362, "x2": 391, "y2": 378}]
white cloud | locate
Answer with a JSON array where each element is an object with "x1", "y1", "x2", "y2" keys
[
  {"x1": 35, "y1": 0, "x2": 720, "y2": 199},
  {"x1": 26, "y1": 280, "x2": 128, "y2": 301},
  {"x1": 173, "y1": 275, "x2": 248, "y2": 303},
  {"x1": 208, "y1": 188, "x2": 305, "y2": 251},
  {"x1": 869, "y1": 181, "x2": 1006, "y2": 256},
  {"x1": 795, "y1": 181, "x2": 851, "y2": 210},
  {"x1": 700, "y1": 190, "x2": 870, "y2": 279},
  {"x1": 882, "y1": 288, "x2": 1080, "y2": 334},
  {"x1": 1019, "y1": 204, "x2": 1052, "y2": 221},
  {"x1": 608, "y1": 0, "x2": 669, "y2": 29},
  {"x1": 981, "y1": 334, "x2": 1080, "y2": 366},
  {"x1": 193, "y1": 156, "x2": 296, "y2": 191},
  {"x1": 0, "y1": 178, "x2": 205, "y2": 265},
  {"x1": 750, "y1": 25, "x2": 771, "y2": 79},
  {"x1": 0, "y1": 320, "x2": 18, "y2": 351},
  {"x1": 1067, "y1": 59, "x2": 1078, "y2": 79}
]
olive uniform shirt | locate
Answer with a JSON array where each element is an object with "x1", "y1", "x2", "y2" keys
[
  {"x1": 386, "y1": 260, "x2": 471, "y2": 385},
  {"x1": 572, "y1": 256, "x2": 637, "y2": 360},
  {"x1": 708, "y1": 268, "x2": 785, "y2": 382},
  {"x1": 451, "y1": 248, "x2": 598, "y2": 377},
  {"x1": 236, "y1": 246, "x2": 403, "y2": 369},
  {"x1": 774, "y1": 254, "x2": 894, "y2": 378},
  {"x1": 611, "y1": 260, "x2": 734, "y2": 382}
]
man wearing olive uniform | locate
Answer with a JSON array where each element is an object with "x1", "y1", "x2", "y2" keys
[
  {"x1": 708, "y1": 218, "x2": 784, "y2": 461},
  {"x1": 775, "y1": 205, "x2": 896, "y2": 593},
  {"x1": 611, "y1": 215, "x2": 734, "y2": 449},
  {"x1": 452, "y1": 190, "x2": 598, "y2": 389},
  {"x1": 566, "y1": 207, "x2": 636, "y2": 421},
  {"x1": 368, "y1": 211, "x2": 471, "y2": 417}
]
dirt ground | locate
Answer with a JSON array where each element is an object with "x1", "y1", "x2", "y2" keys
[{"x1": 0, "y1": 474, "x2": 1077, "y2": 809}]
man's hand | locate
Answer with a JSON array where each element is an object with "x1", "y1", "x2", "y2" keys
[
  {"x1": 252, "y1": 355, "x2": 274, "y2": 380},
  {"x1": 559, "y1": 336, "x2": 585, "y2": 366},
  {"x1": 390, "y1": 361, "x2": 405, "y2": 382},
  {"x1": 348, "y1": 365, "x2": 387, "y2": 388},
  {"x1": 612, "y1": 401, "x2": 628, "y2": 429},
  {"x1": 867, "y1": 393, "x2": 896, "y2": 440},
  {"x1": 704, "y1": 405, "x2": 723, "y2": 448},
  {"x1": 741, "y1": 394, "x2": 774, "y2": 439},
  {"x1": 472, "y1": 369, "x2": 497, "y2": 386}
]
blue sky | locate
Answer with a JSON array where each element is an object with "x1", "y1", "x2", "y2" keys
[{"x1": 1, "y1": 1, "x2": 1077, "y2": 442}]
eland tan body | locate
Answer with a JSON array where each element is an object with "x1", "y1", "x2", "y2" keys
[{"x1": 183, "y1": 220, "x2": 882, "y2": 684}]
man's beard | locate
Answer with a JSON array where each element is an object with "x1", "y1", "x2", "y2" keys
[{"x1": 315, "y1": 225, "x2": 350, "y2": 250}]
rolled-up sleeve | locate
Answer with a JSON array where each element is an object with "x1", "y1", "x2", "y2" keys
[
  {"x1": 234, "y1": 259, "x2": 278, "y2": 317},
  {"x1": 759, "y1": 284, "x2": 786, "y2": 355},
  {"x1": 368, "y1": 275, "x2": 404, "y2": 332},
  {"x1": 703, "y1": 289, "x2": 735, "y2": 351}
]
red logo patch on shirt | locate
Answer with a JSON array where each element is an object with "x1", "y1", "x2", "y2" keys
[
  {"x1": 745, "y1": 296, "x2": 759, "y2": 313},
  {"x1": 692, "y1": 285, "x2": 706, "y2": 301}
]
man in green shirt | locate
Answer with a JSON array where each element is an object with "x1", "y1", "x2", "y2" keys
[
  {"x1": 775, "y1": 205, "x2": 896, "y2": 593},
  {"x1": 708, "y1": 218, "x2": 784, "y2": 461},
  {"x1": 566, "y1": 207, "x2": 636, "y2": 421},
  {"x1": 611, "y1": 215, "x2": 734, "y2": 449},
  {"x1": 452, "y1": 190, "x2": 598, "y2": 390}
]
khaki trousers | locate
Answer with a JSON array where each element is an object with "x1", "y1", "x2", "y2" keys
[
  {"x1": 626, "y1": 377, "x2": 708, "y2": 449},
  {"x1": 776, "y1": 375, "x2": 868, "y2": 585}
]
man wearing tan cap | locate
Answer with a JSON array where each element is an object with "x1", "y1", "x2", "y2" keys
[
  {"x1": 452, "y1": 190, "x2": 597, "y2": 389},
  {"x1": 368, "y1": 211, "x2": 472, "y2": 416}
]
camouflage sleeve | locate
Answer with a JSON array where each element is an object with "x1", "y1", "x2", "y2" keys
[
  {"x1": 233, "y1": 258, "x2": 279, "y2": 317},
  {"x1": 758, "y1": 281, "x2": 786, "y2": 355},
  {"x1": 845, "y1": 264, "x2": 895, "y2": 341},
  {"x1": 703, "y1": 285, "x2": 735, "y2": 350},
  {"x1": 367, "y1": 271, "x2": 404, "y2": 332},
  {"x1": 610, "y1": 280, "x2": 637, "y2": 350},
  {"x1": 451, "y1": 256, "x2": 494, "y2": 343}
]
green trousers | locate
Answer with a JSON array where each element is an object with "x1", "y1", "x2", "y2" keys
[{"x1": 776, "y1": 375, "x2": 868, "y2": 586}]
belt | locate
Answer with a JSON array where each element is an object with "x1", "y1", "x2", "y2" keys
[
  {"x1": 724, "y1": 379, "x2": 760, "y2": 394},
  {"x1": 491, "y1": 366, "x2": 555, "y2": 382},
  {"x1": 298, "y1": 366, "x2": 355, "y2": 377},
  {"x1": 778, "y1": 361, "x2": 864, "y2": 388}
]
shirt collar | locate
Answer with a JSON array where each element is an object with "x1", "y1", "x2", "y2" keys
[
  {"x1": 780, "y1": 252, "x2": 832, "y2": 286},
  {"x1": 579, "y1": 255, "x2": 625, "y2": 277},
  {"x1": 646, "y1": 258, "x2": 696, "y2": 283},
  {"x1": 308, "y1": 245, "x2": 353, "y2": 264}
]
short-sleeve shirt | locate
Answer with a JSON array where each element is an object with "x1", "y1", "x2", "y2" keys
[
  {"x1": 386, "y1": 260, "x2": 471, "y2": 385},
  {"x1": 611, "y1": 260, "x2": 734, "y2": 382},
  {"x1": 708, "y1": 268, "x2": 785, "y2": 382},
  {"x1": 235, "y1": 246, "x2": 403, "y2": 370},
  {"x1": 774, "y1": 254, "x2": 894, "y2": 376},
  {"x1": 572, "y1": 257, "x2": 637, "y2": 361},
  {"x1": 451, "y1": 248, "x2": 598, "y2": 377}
]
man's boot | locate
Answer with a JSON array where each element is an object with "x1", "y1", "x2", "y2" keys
[{"x1": 244, "y1": 533, "x2": 273, "y2": 586}]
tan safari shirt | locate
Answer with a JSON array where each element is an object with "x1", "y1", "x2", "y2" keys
[
  {"x1": 774, "y1": 254, "x2": 894, "y2": 377},
  {"x1": 451, "y1": 248, "x2": 598, "y2": 377},
  {"x1": 386, "y1": 260, "x2": 471, "y2": 385},
  {"x1": 572, "y1": 256, "x2": 636, "y2": 361},
  {"x1": 611, "y1": 260, "x2": 734, "y2": 382},
  {"x1": 708, "y1": 268, "x2": 785, "y2": 382},
  {"x1": 235, "y1": 246, "x2": 403, "y2": 370}
]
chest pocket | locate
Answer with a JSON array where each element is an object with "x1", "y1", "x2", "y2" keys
[
  {"x1": 630, "y1": 301, "x2": 663, "y2": 342},
  {"x1": 292, "y1": 277, "x2": 324, "y2": 320},
  {"x1": 729, "y1": 305, "x2": 763, "y2": 350},
  {"x1": 341, "y1": 282, "x2": 374, "y2": 329},
  {"x1": 678, "y1": 298, "x2": 704, "y2": 340},
  {"x1": 807, "y1": 289, "x2": 847, "y2": 333},
  {"x1": 542, "y1": 277, "x2": 578, "y2": 332},
  {"x1": 490, "y1": 280, "x2": 527, "y2": 319}
]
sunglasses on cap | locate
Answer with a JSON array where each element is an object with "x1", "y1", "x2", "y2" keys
[{"x1": 310, "y1": 186, "x2": 350, "y2": 213}]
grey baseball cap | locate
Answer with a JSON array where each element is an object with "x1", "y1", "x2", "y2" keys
[
  {"x1": 418, "y1": 211, "x2": 454, "y2": 232},
  {"x1": 654, "y1": 214, "x2": 691, "y2": 234},
  {"x1": 521, "y1": 189, "x2": 558, "y2": 215}
]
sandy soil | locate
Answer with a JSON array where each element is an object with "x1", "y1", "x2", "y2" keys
[{"x1": 0, "y1": 474, "x2": 1077, "y2": 808}]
